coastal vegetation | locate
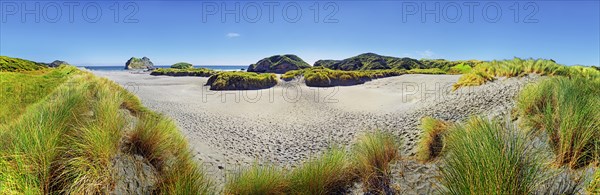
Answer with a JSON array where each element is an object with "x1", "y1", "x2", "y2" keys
[
  {"x1": 313, "y1": 53, "x2": 481, "y2": 71},
  {"x1": 150, "y1": 67, "x2": 216, "y2": 77},
  {"x1": 247, "y1": 54, "x2": 311, "y2": 74},
  {"x1": 224, "y1": 131, "x2": 401, "y2": 194},
  {"x1": 170, "y1": 62, "x2": 193, "y2": 69},
  {"x1": 206, "y1": 71, "x2": 278, "y2": 90},
  {"x1": 0, "y1": 56, "x2": 48, "y2": 72},
  {"x1": 516, "y1": 77, "x2": 600, "y2": 169},
  {"x1": 440, "y1": 117, "x2": 547, "y2": 195},
  {"x1": 453, "y1": 58, "x2": 600, "y2": 89},
  {"x1": 415, "y1": 117, "x2": 453, "y2": 163},
  {"x1": 0, "y1": 57, "x2": 212, "y2": 194}
]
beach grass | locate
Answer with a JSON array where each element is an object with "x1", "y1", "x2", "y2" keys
[
  {"x1": 206, "y1": 71, "x2": 278, "y2": 90},
  {"x1": 415, "y1": 117, "x2": 453, "y2": 163},
  {"x1": 440, "y1": 117, "x2": 547, "y2": 195},
  {"x1": 516, "y1": 77, "x2": 600, "y2": 169},
  {"x1": 447, "y1": 63, "x2": 473, "y2": 74},
  {"x1": 130, "y1": 113, "x2": 214, "y2": 194},
  {"x1": 0, "y1": 63, "x2": 214, "y2": 194},
  {"x1": 588, "y1": 169, "x2": 600, "y2": 194},
  {"x1": 0, "y1": 56, "x2": 48, "y2": 72},
  {"x1": 224, "y1": 164, "x2": 289, "y2": 195},
  {"x1": 352, "y1": 131, "x2": 401, "y2": 194},
  {"x1": 406, "y1": 68, "x2": 447, "y2": 75},
  {"x1": 453, "y1": 58, "x2": 600, "y2": 89},
  {"x1": 289, "y1": 147, "x2": 355, "y2": 194}
]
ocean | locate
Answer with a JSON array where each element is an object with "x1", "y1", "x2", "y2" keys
[{"x1": 82, "y1": 65, "x2": 248, "y2": 71}]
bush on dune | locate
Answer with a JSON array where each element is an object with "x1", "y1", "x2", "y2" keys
[
  {"x1": 406, "y1": 68, "x2": 447, "y2": 75},
  {"x1": 206, "y1": 71, "x2": 278, "y2": 90},
  {"x1": 589, "y1": 169, "x2": 600, "y2": 194},
  {"x1": 416, "y1": 117, "x2": 453, "y2": 163},
  {"x1": 440, "y1": 117, "x2": 547, "y2": 195},
  {"x1": 170, "y1": 62, "x2": 193, "y2": 69},
  {"x1": 516, "y1": 77, "x2": 600, "y2": 169},
  {"x1": 150, "y1": 67, "x2": 216, "y2": 77},
  {"x1": 447, "y1": 63, "x2": 472, "y2": 74}
]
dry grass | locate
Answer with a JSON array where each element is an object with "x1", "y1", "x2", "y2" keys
[
  {"x1": 224, "y1": 164, "x2": 289, "y2": 195},
  {"x1": 415, "y1": 117, "x2": 453, "y2": 163},
  {"x1": 352, "y1": 131, "x2": 401, "y2": 194}
]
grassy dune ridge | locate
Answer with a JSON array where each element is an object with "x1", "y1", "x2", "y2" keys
[{"x1": 0, "y1": 66, "x2": 213, "y2": 194}]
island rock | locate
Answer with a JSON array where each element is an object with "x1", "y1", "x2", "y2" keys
[
  {"x1": 125, "y1": 57, "x2": 155, "y2": 70},
  {"x1": 247, "y1": 54, "x2": 310, "y2": 74}
]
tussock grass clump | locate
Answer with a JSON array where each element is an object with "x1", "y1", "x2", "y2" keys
[
  {"x1": 416, "y1": 117, "x2": 453, "y2": 163},
  {"x1": 352, "y1": 131, "x2": 401, "y2": 194},
  {"x1": 129, "y1": 113, "x2": 214, "y2": 194},
  {"x1": 516, "y1": 77, "x2": 600, "y2": 168},
  {"x1": 289, "y1": 148, "x2": 355, "y2": 194},
  {"x1": 440, "y1": 117, "x2": 547, "y2": 195},
  {"x1": 150, "y1": 67, "x2": 216, "y2": 77},
  {"x1": 224, "y1": 164, "x2": 289, "y2": 195},
  {"x1": 302, "y1": 68, "x2": 405, "y2": 87},
  {"x1": 206, "y1": 71, "x2": 278, "y2": 90}
]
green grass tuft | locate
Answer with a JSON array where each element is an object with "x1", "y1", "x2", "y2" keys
[
  {"x1": 352, "y1": 131, "x2": 401, "y2": 194},
  {"x1": 0, "y1": 56, "x2": 48, "y2": 72},
  {"x1": 415, "y1": 117, "x2": 453, "y2": 163},
  {"x1": 289, "y1": 147, "x2": 355, "y2": 194},
  {"x1": 440, "y1": 117, "x2": 547, "y2": 195},
  {"x1": 516, "y1": 77, "x2": 600, "y2": 169},
  {"x1": 224, "y1": 164, "x2": 289, "y2": 195},
  {"x1": 151, "y1": 67, "x2": 216, "y2": 77}
]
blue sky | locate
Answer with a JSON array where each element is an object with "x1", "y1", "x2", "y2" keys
[{"x1": 1, "y1": 1, "x2": 598, "y2": 66}]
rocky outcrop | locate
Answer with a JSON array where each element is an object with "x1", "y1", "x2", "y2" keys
[
  {"x1": 48, "y1": 60, "x2": 68, "y2": 67},
  {"x1": 125, "y1": 57, "x2": 155, "y2": 70},
  {"x1": 247, "y1": 54, "x2": 311, "y2": 74}
]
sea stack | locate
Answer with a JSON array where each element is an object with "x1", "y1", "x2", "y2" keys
[{"x1": 125, "y1": 57, "x2": 155, "y2": 70}]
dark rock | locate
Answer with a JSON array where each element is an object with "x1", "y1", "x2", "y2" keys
[
  {"x1": 125, "y1": 57, "x2": 155, "y2": 70},
  {"x1": 48, "y1": 60, "x2": 68, "y2": 67}
]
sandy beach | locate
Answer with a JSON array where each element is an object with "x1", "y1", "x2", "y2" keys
[{"x1": 93, "y1": 70, "x2": 539, "y2": 193}]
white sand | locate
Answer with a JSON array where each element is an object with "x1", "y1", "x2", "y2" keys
[{"x1": 93, "y1": 70, "x2": 539, "y2": 192}]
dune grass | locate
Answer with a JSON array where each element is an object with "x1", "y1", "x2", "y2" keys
[
  {"x1": 289, "y1": 147, "x2": 355, "y2": 194},
  {"x1": 352, "y1": 131, "x2": 401, "y2": 194},
  {"x1": 589, "y1": 169, "x2": 600, "y2": 194},
  {"x1": 224, "y1": 164, "x2": 289, "y2": 195},
  {"x1": 453, "y1": 58, "x2": 600, "y2": 90},
  {"x1": 440, "y1": 117, "x2": 547, "y2": 195},
  {"x1": 130, "y1": 113, "x2": 214, "y2": 194},
  {"x1": 516, "y1": 77, "x2": 600, "y2": 169},
  {"x1": 206, "y1": 71, "x2": 278, "y2": 90},
  {"x1": 0, "y1": 66, "x2": 78, "y2": 124},
  {"x1": 0, "y1": 66, "x2": 214, "y2": 194},
  {"x1": 406, "y1": 68, "x2": 447, "y2": 75},
  {"x1": 0, "y1": 56, "x2": 48, "y2": 72},
  {"x1": 415, "y1": 117, "x2": 453, "y2": 163}
]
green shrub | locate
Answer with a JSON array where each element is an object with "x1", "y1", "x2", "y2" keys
[
  {"x1": 415, "y1": 117, "x2": 453, "y2": 163},
  {"x1": 440, "y1": 117, "x2": 547, "y2": 195},
  {"x1": 280, "y1": 69, "x2": 304, "y2": 81},
  {"x1": 516, "y1": 77, "x2": 600, "y2": 168},
  {"x1": 224, "y1": 164, "x2": 289, "y2": 195},
  {"x1": 206, "y1": 71, "x2": 278, "y2": 90},
  {"x1": 289, "y1": 148, "x2": 355, "y2": 194},
  {"x1": 352, "y1": 131, "x2": 401, "y2": 194},
  {"x1": 171, "y1": 62, "x2": 193, "y2": 69}
]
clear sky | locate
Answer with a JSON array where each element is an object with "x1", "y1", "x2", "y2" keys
[{"x1": 1, "y1": 1, "x2": 598, "y2": 66}]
